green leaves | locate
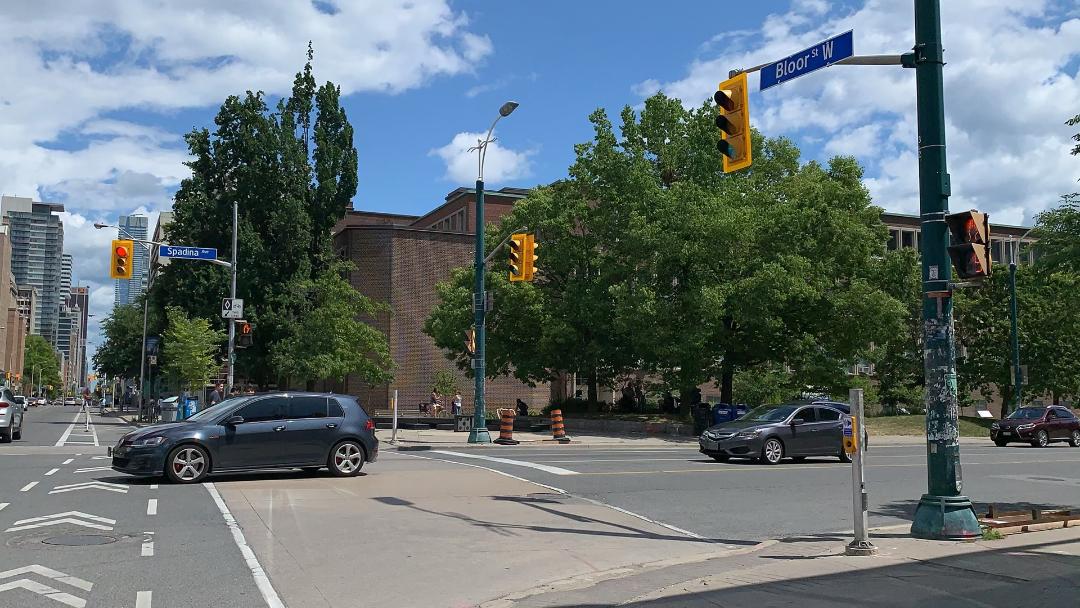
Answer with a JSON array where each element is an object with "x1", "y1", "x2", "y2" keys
[
  {"x1": 23, "y1": 335, "x2": 61, "y2": 393},
  {"x1": 162, "y1": 307, "x2": 225, "y2": 393}
]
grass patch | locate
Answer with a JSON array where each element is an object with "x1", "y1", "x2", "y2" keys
[
  {"x1": 864, "y1": 415, "x2": 995, "y2": 437},
  {"x1": 981, "y1": 527, "x2": 1004, "y2": 541}
]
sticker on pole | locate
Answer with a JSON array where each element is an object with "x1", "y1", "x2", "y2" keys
[
  {"x1": 221, "y1": 298, "x2": 244, "y2": 319},
  {"x1": 843, "y1": 414, "x2": 858, "y2": 454}
]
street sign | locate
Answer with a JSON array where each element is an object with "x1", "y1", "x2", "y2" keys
[
  {"x1": 221, "y1": 298, "x2": 244, "y2": 319},
  {"x1": 158, "y1": 245, "x2": 218, "y2": 261},
  {"x1": 760, "y1": 30, "x2": 854, "y2": 91}
]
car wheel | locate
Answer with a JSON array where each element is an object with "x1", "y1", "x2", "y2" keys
[
  {"x1": 0, "y1": 427, "x2": 10, "y2": 443},
  {"x1": 1033, "y1": 430, "x2": 1049, "y2": 448},
  {"x1": 839, "y1": 449, "x2": 851, "y2": 463},
  {"x1": 12, "y1": 426, "x2": 21, "y2": 440},
  {"x1": 711, "y1": 455, "x2": 729, "y2": 462},
  {"x1": 165, "y1": 445, "x2": 209, "y2": 484},
  {"x1": 328, "y1": 440, "x2": 365, "y2": 477},
  {"x1": 760, "y1": 438, "x2": 783, "y2": 465},
  {"x1": 1070, "y1": 430, "x2": 1080, "y2": 448},
  {"x1": 994, "y1": 439, "x2": 1008, "y2": 447}
]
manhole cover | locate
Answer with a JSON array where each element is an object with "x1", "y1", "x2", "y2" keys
[{"x1": 43, "y1": 534, "x2": 119, "y2": 546}]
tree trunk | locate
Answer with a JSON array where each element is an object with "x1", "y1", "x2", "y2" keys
[
  {"x1": 720, "y1": 361, "x2": 734, "y2": 404},
  {"x1": 587, "y1": 368, "x2": 598, "y2": 405}
]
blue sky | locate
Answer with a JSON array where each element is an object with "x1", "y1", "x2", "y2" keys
[{"x1": 0, "y1": 0, "x2": 1078, "y2": 362}]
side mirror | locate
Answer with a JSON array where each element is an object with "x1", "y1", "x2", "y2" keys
[
  {"x1": 791, "y1": 418, "x2": 805, "y2": 426},
  {"x1": 223, "y1": 415, "x2": 244, "y2": 426}
]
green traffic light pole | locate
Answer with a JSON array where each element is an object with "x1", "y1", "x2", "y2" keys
[
  {"x1": 908, "y1": 0, "x2": 981, "y2": 540},
  {"x1": 467, "y1": 101, "x2": 519, "y2": 444},
  {"x1": 1008, "y1": 247, "x2": 1022, "y2": 415}
]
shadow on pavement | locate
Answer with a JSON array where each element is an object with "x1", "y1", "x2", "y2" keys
[{"x1": 536, "y1": 537, "x2": 1080, "y2": 607}]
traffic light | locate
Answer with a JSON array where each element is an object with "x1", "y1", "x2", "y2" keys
[
  {"x1": 236, "y1": 320, "x2": 253, "y2": 348},
  {"x1": 714, "y1": 72, "x2": 752, "y2": 173},
  {"x1": 508, "y1": 233, "x2": 527, "y2": 281},
  {"x1": 945, "y1": 210, "x2": 991, "y2": 279},
  {"x1": 464, "y1": 327, "x2": 476, "y2": 356},
  {"x1": 111, "y1": 239, "x2": 134, "y2": 279},
  {"x1": 523, "y1": 234, "x2": 539, "y2": 281}
]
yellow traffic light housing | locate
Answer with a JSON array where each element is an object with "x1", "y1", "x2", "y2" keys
[
  {"x1": 111, "y1": 239, "x2": 134, "y2": 279},
  {"x1": 945, "y1": 210, "x2": 991, "y2": 279},
  {"x1": 508, "y1": 233, "x2": 527, "y2": 281},
  {"x1": 714, "y1": 72, "x2": 752, "y2": 173},
  {"x1": 523, "y1": 234, "x2": 538, "y2": 281}
]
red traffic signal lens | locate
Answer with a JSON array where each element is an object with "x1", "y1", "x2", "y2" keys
[{"x1": 115, "y1": 246, "x2": 129, "y2": 257}]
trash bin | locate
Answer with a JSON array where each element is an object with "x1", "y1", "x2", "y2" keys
[
  {"x1": 161, "y1": 404, "x2": 179, "y2": 422},
  {"x1": 454, "y1": 414, "x2": 473, "y2": 433},
  {"x1": 691, "y1": 403, "x2": 711, "y2": 435}
]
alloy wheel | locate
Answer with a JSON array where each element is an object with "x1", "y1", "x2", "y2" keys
[
  {"x1": 171, "y1": 448, "x2": 206, "y2": 481},
  {"x1": 1071, "y1": 430, "x2": 1080, "y2": 447},
  {"x1": 1036, "y1": 430, "x2": 1049, "y2": 448},
  {"x1": 762, "y1": 439, "x2": 783, "y2": 465},
  {"x1": 334, "y1": 443, "x2": 363, "y2": 473}
]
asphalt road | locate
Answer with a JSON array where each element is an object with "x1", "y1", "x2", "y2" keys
[
  {"x1": 0, "y1": 404, "x2": 267, "y2": 608},
  {"x1": 412, "y1": 440, "x2": 1080, "y2": 543}
]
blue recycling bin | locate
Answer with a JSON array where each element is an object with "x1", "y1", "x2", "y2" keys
[{"x1": 711, "y1": 403, "x2": 749, "y2": 425}]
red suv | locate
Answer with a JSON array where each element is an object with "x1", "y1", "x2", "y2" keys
[{"x1": 991, "y1": 406, "x2": 1080, "y2": 447}]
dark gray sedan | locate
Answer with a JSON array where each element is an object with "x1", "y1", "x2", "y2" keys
[
  {"x1": 699, "y1": 402, "x2": 852, "y2": 465},
  {"x1": 111, "y1": 392, "x2": 378, "y2": 483}
]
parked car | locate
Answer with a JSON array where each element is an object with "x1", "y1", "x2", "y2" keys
[
  {"x1": 990, "y1": 406, "x2": 1080, "y2": 447},
  {"x1": 110, "y1": 392, "x2": 378, "y2": 484},
  {"x1": 0, "y1": 388, "x2": 24, "y2": 442},
  {"x1": 64, "y1": 396, "x2": 80, "y2": 406},
  {"x1": 700, "y1": 401, "x2": 865, "y2": 465},
  {"x1": 32, "y1": 397, "x2": 46, "y2": 407}
]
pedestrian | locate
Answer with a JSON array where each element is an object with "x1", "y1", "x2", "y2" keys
[
  {"x1": 209, "y1": 383, "x2": 223, "y2": 405},
  {"x1": 451, "y1": 392, "x2": 462, "y2": 416},
  {"x1": 516, "y1": 398, "x2": 528, "y2": 417},
  {"x1": 429, "y1": 391, "x2": 443, "y2": 417}
]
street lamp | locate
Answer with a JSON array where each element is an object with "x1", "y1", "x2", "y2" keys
[
  {"x1": 1006, "y1": 228, "x2": 1034, "y2": 416},
  {"x1": 465, "y1": 100, "x2": 519, "y2": 444}
]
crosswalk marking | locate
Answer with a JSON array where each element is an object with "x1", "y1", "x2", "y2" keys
[
  {"x1": 50, "y1": 482, "x2": 128, "y2": 495},
  {"x1": 6, "y1": 511, "x2": 116, "y2": 532}
]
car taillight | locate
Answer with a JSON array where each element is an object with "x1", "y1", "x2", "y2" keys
[{"x1": 364, "y1": 419, "x2": 375, "y2": 431}]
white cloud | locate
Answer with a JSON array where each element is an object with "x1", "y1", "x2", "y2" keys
[
  {"x1": 634, "y1": 0, "x2": 1080, "y2": 224},
  {"x1": 430, "y1": 132, "x2": 535, "y2": 184}
]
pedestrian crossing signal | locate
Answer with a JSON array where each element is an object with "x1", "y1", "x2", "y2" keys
[
  {"x1": 236, "y1": 320, "x2": 253, "y2": 348},
  {"x1": 945, "y1": 210, "x2": 991, "y2": 279},
  {"x1": 714, "y1": 72, "x2": 752, "y2": 173}
]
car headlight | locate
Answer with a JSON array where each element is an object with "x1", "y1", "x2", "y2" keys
[
  {"x1": 990, "y1": 423, "x2": 999, "y2": 430},
  {"x1": 132, "y1": 436, "x2": 166, "y2": 447},
  {"x1": 1016, "y1": 423, "x2": 1036, "y2": 431},
  {"x1": 735, "y1": 429, "x2": 762, "y2": 439}
]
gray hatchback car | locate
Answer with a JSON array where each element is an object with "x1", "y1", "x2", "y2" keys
[
  {"x1": 699, "y1": 402, "x2": 858, "y2": 465},
  {"x1": 111, "y1": 392, "x2": 378, "y2": 483}
]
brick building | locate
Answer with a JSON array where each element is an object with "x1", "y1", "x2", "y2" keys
[{"x1": 332, "y1": 187, "x2": 550, "y2": 413}]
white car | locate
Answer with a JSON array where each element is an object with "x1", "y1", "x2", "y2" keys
[
  {"x1": 0, "y1": 389, "x2": 24, "y2": 442},
  {"x1": 64, "y1": 397, "x2": 80, "y2": 406}
]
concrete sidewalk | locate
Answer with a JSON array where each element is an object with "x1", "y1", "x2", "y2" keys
[{"x1": 486, "y1": 526, "x2": 1080, "y2": 607}]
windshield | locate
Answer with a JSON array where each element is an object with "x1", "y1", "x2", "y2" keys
[
  {"x1": 185, "y1": 396, "x2": 252, "y2": 422},
  {"x1": 742, "y1": 405, "x2": 799, "y2": 422},
  {"x1": 1006, "y1": 407, "x2": 1045, "y2": 420}
]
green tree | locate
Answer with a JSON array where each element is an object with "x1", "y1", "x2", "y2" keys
[
  {"x1": 92, "y1": 301, "x2": 163, "y2": 380},
  {"x1": 1068, "y1": 113, "x2": 1080, "y2": 157},
  {"x1": 870, "y1": 248, "x2": 925, "y2": 413},
  {"x1": 426, "y1": 93, "x2": 905, "y2": 406},
  {"x1": 162, "y1": 307, "x2": 226, "y2": 394},
  {"x1": 431, "y1": 369, "x2": 459, "y2": 397},
  {"x1": 270, "y1": 261, "x2": 393, "y2": 389},
  {"x1": 23, "y1": 335, "x2": 61, "y2": 396},
  {"x1": 153, "y1": 47, "x2": 382, "y2": 389}
]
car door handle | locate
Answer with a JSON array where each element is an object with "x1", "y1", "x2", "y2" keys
[
  {"x1": 325, "y1": 423, "x2": 338, "y2": 429},
  {"x1": 274, "y1": 425, "x2": 286, "y2": 432}
]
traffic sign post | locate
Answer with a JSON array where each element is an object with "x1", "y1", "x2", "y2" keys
[
  {"x1": 221, "y1": 298, "x2": 244, "y2": 319},
  {"x1": 158, "y1": 245, "x2": 218, "y2": 261},
  {"x1": 845, "y1": 389, "x2": 876, "y2": 556},
  {"x1": 759, "y1": 30, "x2": 854, "y2": 90}
]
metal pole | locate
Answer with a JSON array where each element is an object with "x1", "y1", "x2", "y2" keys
[
  {"x1": 468, "y1": 178, "x2": 491, "y2": 444},
  {"x1": 846, "y1": 389, "x2": 876, "y2": 555},
  {"x1": 909, "y1": 0, "x2": 980, "y2": 540},
  {"x1": 1008, "y1": 257, "x2": 1021, "y2": 414},
  {"x1": 137, "y1": 294, "x2": 149, "y2": 415},
  {"x1": 226, "y1": 201, "x2": 238, "y2": 395},
  {"x1": 390, "y1": 389, "x2": 399, "y2": 444}
]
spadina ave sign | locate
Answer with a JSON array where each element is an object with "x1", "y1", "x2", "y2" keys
[
  {"x1": 759, "y1": 30, "x2": 854, "y2": 91},
  {"x1": 158, "y1": 245, "x2": 218, "y2": 260}
]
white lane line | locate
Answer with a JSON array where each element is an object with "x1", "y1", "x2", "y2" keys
[
  {"x1": 54, "y1": 412, "x2": 83, "y2": 447},
  {"x1": 136, "y1": 590, "x2": 152, "y2": 608},
  {"x1": 400, "y1": 452, "x2": 706, "y2": 540},
  {"x1": 430, "y1": 450, "x2": 580, "y2": 476},
  {"x1": 205, "y1": 483, "x2": 286, "y2": 608},
  {"x1": 141, "y1": 533, "x2": 155, "y2": 557},
  {"x1": 146, "y1": 499, "x2": 158, "y2": 516},
  {"x1": 0, "y1": 503, "x2": 7, "y2": 512},
  {"x1": 20, "y1": 482, "x2": 38, "y2": 492},
  {"x1": 62, "y1": 458, "x2": 74, "y2": 465},
  {"x1": 73, "y1": 467, "x2": 113, "y2": 474},
  {"x1": 54, "y1": 411, "x2": 99, "y2": 447},
  {"x1": 44, "y1": 468, "x2": 59, "y2": 476},
  {"x1": 149, "y1": 484, "x2": 158, "y2": 490}
]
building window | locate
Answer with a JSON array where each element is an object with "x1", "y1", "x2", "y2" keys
[
  {"x1": 887, "y1": 229, "x2": 899, "y2": 251},
  {"x1": 901, "y1": 230, "x2": 915, "y2": 249}
]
